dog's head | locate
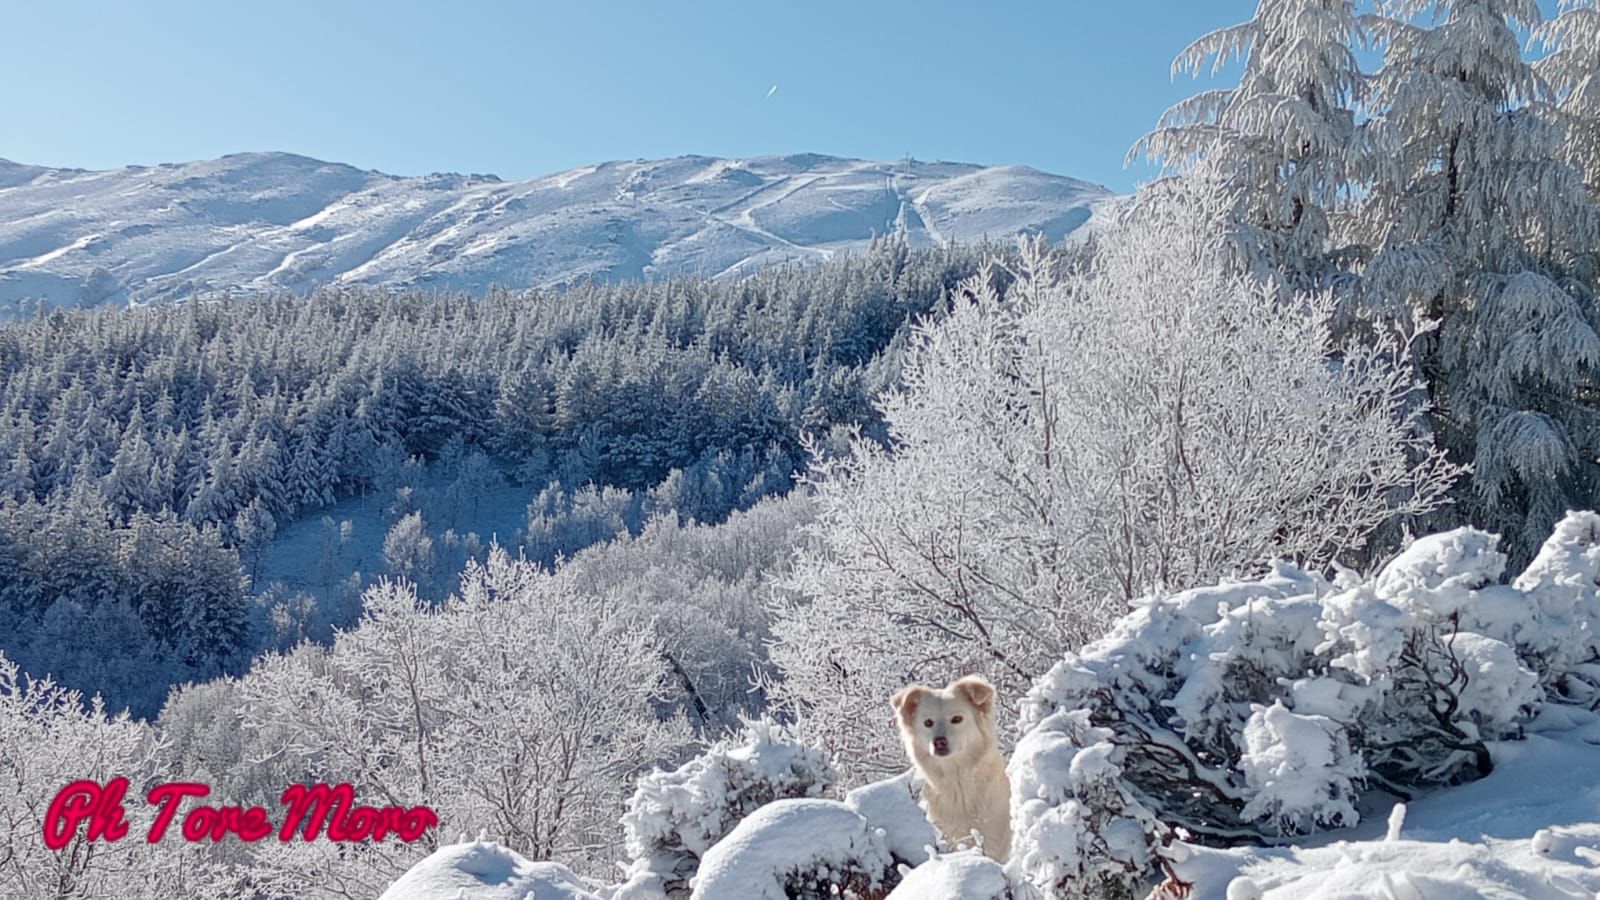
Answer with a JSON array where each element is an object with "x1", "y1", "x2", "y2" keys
[{"x1": 892, "y1": 675, "x2": 998, "y2": 767}]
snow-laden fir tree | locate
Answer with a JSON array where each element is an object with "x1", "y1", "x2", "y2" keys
[
  {"x1": 768, "y1": 180, "x2": 1459, "y2": 780},
  {"x1": 1535, "y1": 0, "x2": 1600, "y2": 199},
  {"x1": 1359, "y1": 0, "x2": 1600, "y2": 557},
  {"x1": 1132, "y1": 0, "x2": 1367, "y2": 292}
]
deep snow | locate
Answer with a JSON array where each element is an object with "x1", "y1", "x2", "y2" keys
[{"x1": 0, "y1": 151, "x2": 1111, "y2": 314}]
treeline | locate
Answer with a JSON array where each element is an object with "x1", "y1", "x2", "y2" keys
[{"x1": 0, "y1": 235, "x2": 999, "y2": 714}]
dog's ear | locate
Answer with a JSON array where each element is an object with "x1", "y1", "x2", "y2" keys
[
  {"x1": 891, "y1": 685, "x2": 926, "y2": 721},
  {"x1": 952, "y1": 675, "x2": 996, "y2": 715}
]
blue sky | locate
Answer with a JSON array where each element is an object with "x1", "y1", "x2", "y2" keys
[{"x1": 0, "y1": 1, "x2": 1564, "y2": 192}]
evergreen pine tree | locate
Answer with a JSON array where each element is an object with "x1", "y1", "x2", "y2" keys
[
  {"x1": 1535, "y1": 0, "x2": 1600, "y2": 198},
  {"x1": 1133, "y1": 0, "x2": 1367, "y2": 291},
  {"x1": 1361, "y1": 0, "x2": 1600, "y2": 556}
]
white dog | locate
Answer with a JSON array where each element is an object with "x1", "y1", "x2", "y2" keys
[{"x1": 892, "y1": 674, "x2": 1012, "y2": 861}]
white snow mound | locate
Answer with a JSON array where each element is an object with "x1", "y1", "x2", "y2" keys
[
  {"x1": 688, "y1": 798, "x2": 892, "y2": 899},
  {"x1": 1170, "y1": 723, "x2": 1600, "y2": 899},
  {"x1": 843, "y1": 771, "x2": 940, "y2": 863},
  {"x1": 886, "y1": 851, "x2": 1017, "y2": 899},
  {"x1": 378, "y1": 840, "x2": 599, "y2": 900}
]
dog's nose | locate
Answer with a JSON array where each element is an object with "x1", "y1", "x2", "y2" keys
[{"x1": 932, "y1": 737, "x2": 949, "y2": 756}]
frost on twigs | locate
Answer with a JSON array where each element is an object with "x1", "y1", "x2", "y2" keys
[{"x1": 769, "y1": 176, "x2": 1459, "y2": 782}]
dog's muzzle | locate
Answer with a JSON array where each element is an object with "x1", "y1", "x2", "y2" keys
[{"x1": 932, "y1": 736, "x2": 950, "y2": 756}]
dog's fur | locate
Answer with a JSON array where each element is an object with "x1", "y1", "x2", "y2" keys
[{"x1": 892, "y1": 675, "x2": 1012, "y2": 861}]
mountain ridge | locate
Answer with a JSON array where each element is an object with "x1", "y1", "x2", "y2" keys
[{"x1": 0, "y1": 150, "x2": 1112, "y2": 314}]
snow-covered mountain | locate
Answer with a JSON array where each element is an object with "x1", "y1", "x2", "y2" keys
[{"x1": 0, "y1": 151, "x2": 1111, "y2": 312}]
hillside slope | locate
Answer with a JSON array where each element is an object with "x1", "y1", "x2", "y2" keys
[{"x1": 0, "y1": 151, "x2": 1110, "y2": 312}]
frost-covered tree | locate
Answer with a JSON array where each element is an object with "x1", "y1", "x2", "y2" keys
[
  {"x1": 1133, "y1": 0, "x2": 1367, "y2": 290},
  {"x1": 1360, "y1": 0, "x2": 1600, "y2": 556},
  {"x1": 554, "y1": 492, "x2": 817, "y2": 729},
  {"x1": 0, "y1": 502, "x2": 249, "y2": 716},
  {"x1": 1535, "y1": 0, "x2": 1600, "y2": 197},
  {"x1": 382, "y1": 510, "x2": 434, "y2": 581},
  {"x1": 521, "y1": 482, "x2": 645, "y2": 568},
  {"x1": 228, "y1": 554, "x2": 693, "y2": 895},
  {"x1": 0, "y1": 653, "x2": 243, "y2": 899},
  {"x1": 233, "y1": 496, "x2": 276, "y2": 583},
  {"x1": 769, "y1": 181, "x2": 1460, "y2": 779},
  {"x1": 0, "y1": 445, "x2": 33, "y2": 503},
  {"x1": 103, "y1": 409, "x2": 157, "y2": 518}
]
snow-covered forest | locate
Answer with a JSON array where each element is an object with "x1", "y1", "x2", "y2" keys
[
  {"x1": 0, "y1": 238, "x2": 998, "y2": 715},
  {"x1": 3, "y1": 0, "x2": 1600, "y2": 898}
]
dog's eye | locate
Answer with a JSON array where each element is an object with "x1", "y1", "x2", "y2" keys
[
  {"x1": 951, "y1": 715, "x2": 964, "y2": 724},
  {"x1": 923, "y1": 719, "x2": 934, "y2": 728}
]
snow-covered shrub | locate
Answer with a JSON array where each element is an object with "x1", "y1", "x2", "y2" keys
[
  {"x1": 1009, "y1": 517, "x2": 1600, "y2": 896},
  {"x1": 379, "y1": 840, "x2": 600, "y2": 900},
  {"x1": 843, "y1": 771, "x2": 940, "y2": 867},
  {"x1": 1315, "y1": 529, "x2": 1543, "y2": 787},
  {"x1": 1492, "y1": 511, "x2": 1600, "y2": 692},
  {"x1": 1235, "y1": 702, "x2": 1363, "y2": 834},
  {"x1": 888, "y1": 850, "x2": 1033, "y2": 900},
  {"x1": 769, "y1": 178, "x2": 1458, "y2": 779},
  {"x1": 1008, "y1": 708, "x2": 1167, "y2": 900},
  {"x1": 687, "y1": 799, "x2": 895, "y2": 900},
  {"x1": 621, "y1": 718, "x2": 838, "y2": 895}
]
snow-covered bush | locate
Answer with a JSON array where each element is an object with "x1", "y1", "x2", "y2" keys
[
  {"x1": 1009, "y1": 516, "x2": 1600, "y2": 896},
  {"x1": 769, "y1": 178, "x2": 1458, "y2": 779},
  {"x1": 1008, "y1": 707, "x2": 1168, "y2": 900},
  {"x1": 1491, "y1": 511, "x2": 1600, "y2": 690},
  {"x1": 687, "y1": 799, "x2": 895, "y2": 900},
  {"x1": 620, "y1": 718, "x2": 838, "y2": 896},
  {"x1": 379, "y1": 840, "x2": 601, "y2": 900},
  {"x1": 843, "y1": 771, "x2": 940, "y2": 867},
  {"x1": 888, "y1": 851, "x2": 1032, "y2": 900},
  {"x1": 616, "y1": 724, "x2": 948, "y2": 899},
  {"x1": 1235, "y1": 702, "x2": 1363, "y2": 835}
]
